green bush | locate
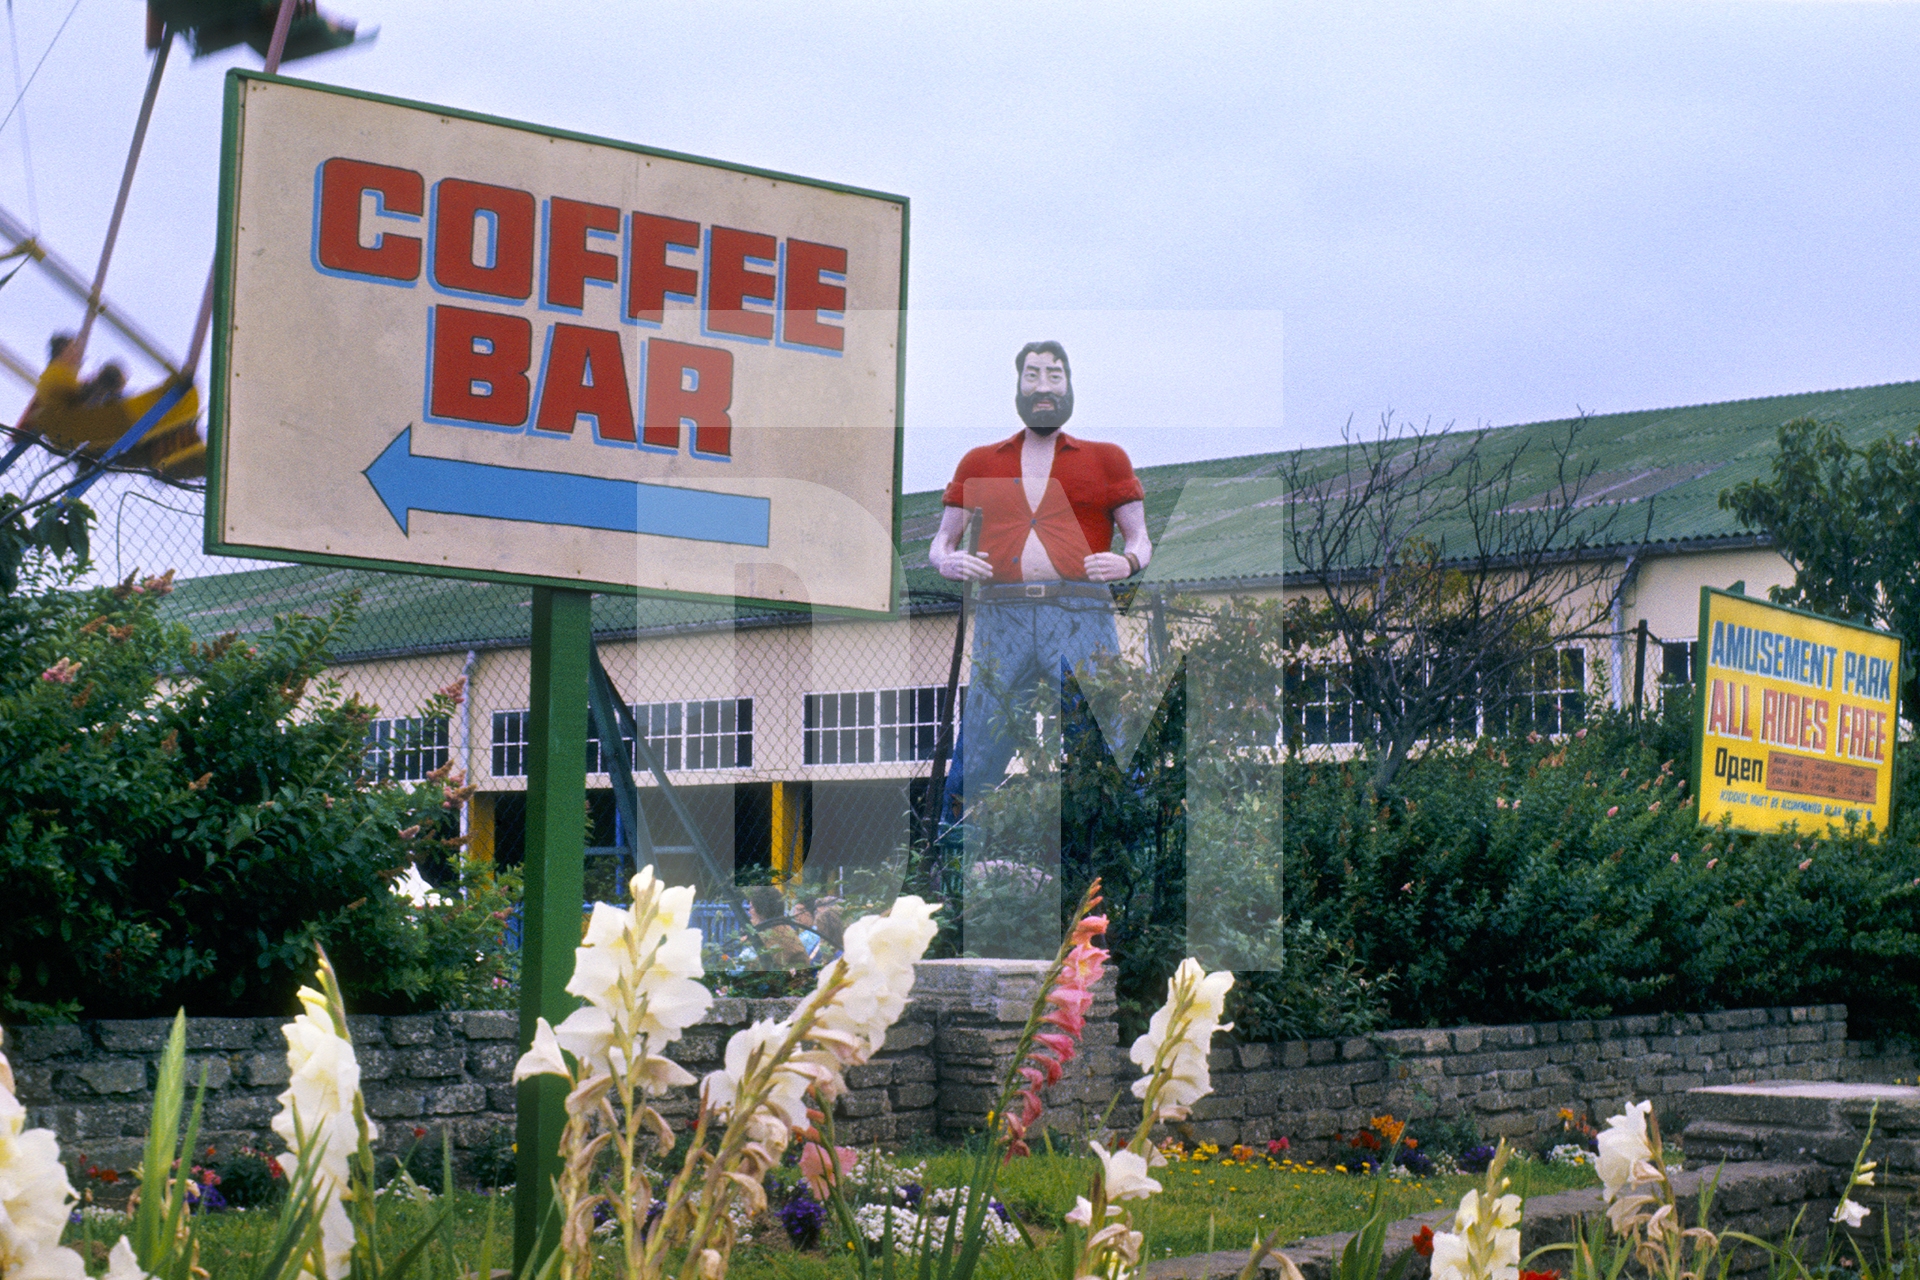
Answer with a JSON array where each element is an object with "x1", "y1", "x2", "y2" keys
[
  {"x1": 210, "y1": 1146, "x2": 285, "y2": 1209},
  {"x1": 0, "y1": 561, "x2": 519, "y2": 1021},
  {"x1": 1282, "y1": 706, "x2": 1920, "y2": 1041}
]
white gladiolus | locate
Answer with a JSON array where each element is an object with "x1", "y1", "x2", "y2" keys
[
  {"x1": 1065, "y1": 1197, "x2": 1123, "y2": 1227},
  {"x1": 544, "y1": 868, "x2": 713, "y2": 1083},
  {"x1": 0, "y1": 1032, "x2": 87, "y2": 1280},
  {"x1": 703, "y1": 896, "x2": 939, "y2": 1158},
  {"x1": 1430, "y1": 1188, "x2": 1522, "y2": 1280},
  {"x1": 1596, "y1": 1100, "x2": 1660, "y2": 1202},
  {"x1": 809, "y1": 896, "x2": 940, "y2": 1063},
  {"x1": 103, "y1": 1237, "x2": 154, "y2": 1280},
  {"x1": 702, "y1": 1019, "x2": 816, "y2": 1148},
  {"x1": 1430, "y1": 1231, "x2": 1472, "y2": 1280},
  {"x1": 272, "y1": 983, "x2": 375, "y2": 1280},
  {"x1": 1832, "y1": 1198, "x2": 1871, "y2": 1228},
  {"x1": 1090, "y1": 1141, "x2": 1164, "y2": 1201},
  {"x1": 513, "y1": 1017, "x2": 571, "y2": 1083},
  {"x1": 1128, "y1": 959, "x2": 1234, "y2": 1120}
]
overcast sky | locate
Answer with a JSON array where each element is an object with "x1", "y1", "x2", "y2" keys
[{"x1": 5, "y1": 0, "x2": 1920, "y2": 501}]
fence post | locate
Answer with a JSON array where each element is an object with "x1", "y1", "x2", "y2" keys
[
  {"x1": 1633, "y1": 619, "x2": 1649, "y2": 724},
  {"x1": 514, "y1": 587, "x2": 591, "y2": 1274}
]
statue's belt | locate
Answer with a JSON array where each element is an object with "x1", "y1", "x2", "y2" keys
[{"x1": 976, "y1": 582, "x2": 1114, "y2": 602}]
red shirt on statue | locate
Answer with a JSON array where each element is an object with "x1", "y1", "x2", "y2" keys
[{"x1": 942, "y1": 430, "x2": 1144, "y2": 583}]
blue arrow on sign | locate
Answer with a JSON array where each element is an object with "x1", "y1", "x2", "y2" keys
[{"x1": 363, "y1": 427, "x2": 771, "y2": 547}]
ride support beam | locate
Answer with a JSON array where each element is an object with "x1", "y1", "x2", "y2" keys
[{"x1": 73, "y1": 30, "x2": 172, "y2": 359}]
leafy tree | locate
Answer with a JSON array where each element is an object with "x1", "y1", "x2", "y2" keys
[
  {"x1": 0, "y1": 493, "x2": 92, "y2": 595},
  {"x1": 0, "y1": 555, "x2": 517, "y2": 1021},
  {"x1": 1720, "y1": 416, "x2": 1920, "y2": 716}
]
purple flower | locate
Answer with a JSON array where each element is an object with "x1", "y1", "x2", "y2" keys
[
  {"x1": 898, "y1": 1182, "x2": 922, "y2": 1209},
  {"x1": 780, "y1": 1192, "x2": 829, "y2": 1250},
  {"x1": 1459, "y1": 1144, "x2": 1498, "y2": 1174},
  {"x1": 990, "y1": 1199, "x2": 1011, "y2": 1223},
  {"x1": 1395, "y1": 1149, "x2": 1434, "y2": 1177},
  {"x1": 186, "y1": 1181, "x2": 228, "y2": 1213}
]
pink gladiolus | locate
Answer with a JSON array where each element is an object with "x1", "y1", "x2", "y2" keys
[
  {"x1": 1070, "y1": 914, "x2": 1109, "y2": 947},
  {"x1": 1006, "y1": 915, "x2": 1109, "y2": 1160},
  {"x1": 1034, "y1": 1031, "x2": 1078, "y2": 1063},
  {"x1": 1042, "y1": 996, "x2": 1089, "y2": 1038},
  {"x1": 799, "y1": 1142, "x2": 857, "y2": 1200}
]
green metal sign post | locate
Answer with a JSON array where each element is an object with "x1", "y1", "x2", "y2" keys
[{"x1": 514, "y1": 588, "x2": 592, "y2": 1272}]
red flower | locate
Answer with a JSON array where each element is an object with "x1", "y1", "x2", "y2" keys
[
  {"x1": 413, "y1": 1126, "x2": 428, "y2": 1140},
  {"x1": 1412, "y1": 1227, "x2": 1435, "y2": 1257},
  {"x1": 1521, "y1": 1271, "x2": 1561, "y2": 1280},
  {"x1": 1268, "y1": 1137, "x2": 1290, "y2": 1154}
]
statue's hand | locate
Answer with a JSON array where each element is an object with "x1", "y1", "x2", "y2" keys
[
  {"x1": 935, "y1": 551, "x2": 995, "y2": 581},
  {"x1": 1083, "y1": 552, "x2": 1132, "y2": 582}
]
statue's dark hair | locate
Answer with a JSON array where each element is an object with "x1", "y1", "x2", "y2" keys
[{"x1": 1014, "y1": 340, "x2": 1071, "y2": 379}]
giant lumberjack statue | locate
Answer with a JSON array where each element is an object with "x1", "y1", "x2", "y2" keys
[{"x1": 929, "y1": 341, "x2": 1153, "y2": 815}]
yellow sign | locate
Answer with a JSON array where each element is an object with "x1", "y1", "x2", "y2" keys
[{"x1": 1692, "y1": 588, "x2": 1902, "y2": 837}]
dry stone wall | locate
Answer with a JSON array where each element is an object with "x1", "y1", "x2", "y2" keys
[
  {"x1": 5, "y1": 960, "x2": 1848, "y2": 1182},
  {"x1": 1168, "y1": 1003, "x2": 1853, "y2": 1154}
]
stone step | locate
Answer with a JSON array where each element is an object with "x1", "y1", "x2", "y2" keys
[
  {"x1": 1688, "y1": 1082, "x2": 1920, "y2": 1132},
  {"x1": 1684, "y1": 1082, "x2": 1920, "y2": 1174}
]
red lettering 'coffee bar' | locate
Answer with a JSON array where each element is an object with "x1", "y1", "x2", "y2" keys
[{"x1": 1764, "y1": 751, "x2": 1876, "y2": 804}]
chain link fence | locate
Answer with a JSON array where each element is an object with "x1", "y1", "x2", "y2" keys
[{"x1": 24, "y1": 442, "x2": 1697, "y2": 972}]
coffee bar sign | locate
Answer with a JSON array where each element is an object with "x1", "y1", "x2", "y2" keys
[{"x1": 208, "y1": 71, "x2": 907, "y2": 613}]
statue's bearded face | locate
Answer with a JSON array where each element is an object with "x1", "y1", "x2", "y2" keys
[{"x1": 1016, "y1": 352, "x2": 1073, "y2": 435}]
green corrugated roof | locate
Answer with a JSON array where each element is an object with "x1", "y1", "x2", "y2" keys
[{"x1": 157, "y1": 379, "x2": 1920, "y2": 658}]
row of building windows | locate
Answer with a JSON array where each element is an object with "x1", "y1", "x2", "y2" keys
[
  {"x1": 480, "y1": 686, "x2": 962, "y2": 778},
  {"x1": 364, "y1": 716, "x2": 452, "y2": 782},
  {"x1": 489, "y1": 698, "x2": 756, "y2": 779},
  {"x1": 1285, "y1": 649, "x2": 1590, "y2": 747},
  {"x1": 1283, "y1": 640, "x2": 1700, "y2": 750},
  {"x1": 375, "y1": 651, "x2": 1694, "y2": 779},
  {"x1": 803, "y1": 685, "x2": 961, "y2": 766}
]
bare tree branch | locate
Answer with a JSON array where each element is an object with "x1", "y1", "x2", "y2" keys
[{"x1": 1281, "y1": 414, "x2": 1653, "y2": 792}]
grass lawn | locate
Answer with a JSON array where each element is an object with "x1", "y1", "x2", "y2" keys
[{"x1": 61, "y1": 1149, "x2": 1598, "y2": 1278}]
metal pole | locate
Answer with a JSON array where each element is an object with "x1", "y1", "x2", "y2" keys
[
  {"x1": 72, "y1": 31, "x2": 172, "y2": 359},
  {"x1": 586, "y1": 641, "x2": 651, "y2": 877},
  {"x1": 183, "y1": 0, "x2": 300, "y2": 378},
  {"x1": 591, "y1": 646, "x2": 751, "y2": 929},
  {"x1": 514, "y1": 588, "x2": 591, "y2": 1275},
  {"x1": 1633, "y1": 619, "x2": 1649, "y2": 725},
  {"x1": 923, "y1": 510, "x2": 978, "y2": 846}
]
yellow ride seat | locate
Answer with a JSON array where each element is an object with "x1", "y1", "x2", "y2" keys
[{"x1": 21, "y1": 360, "x2": 205, "y2": 480}]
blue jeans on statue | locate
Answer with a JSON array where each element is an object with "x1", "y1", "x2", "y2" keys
[{"x1": 940, "y1": 593, "x2": 1121, "y2": 819}]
